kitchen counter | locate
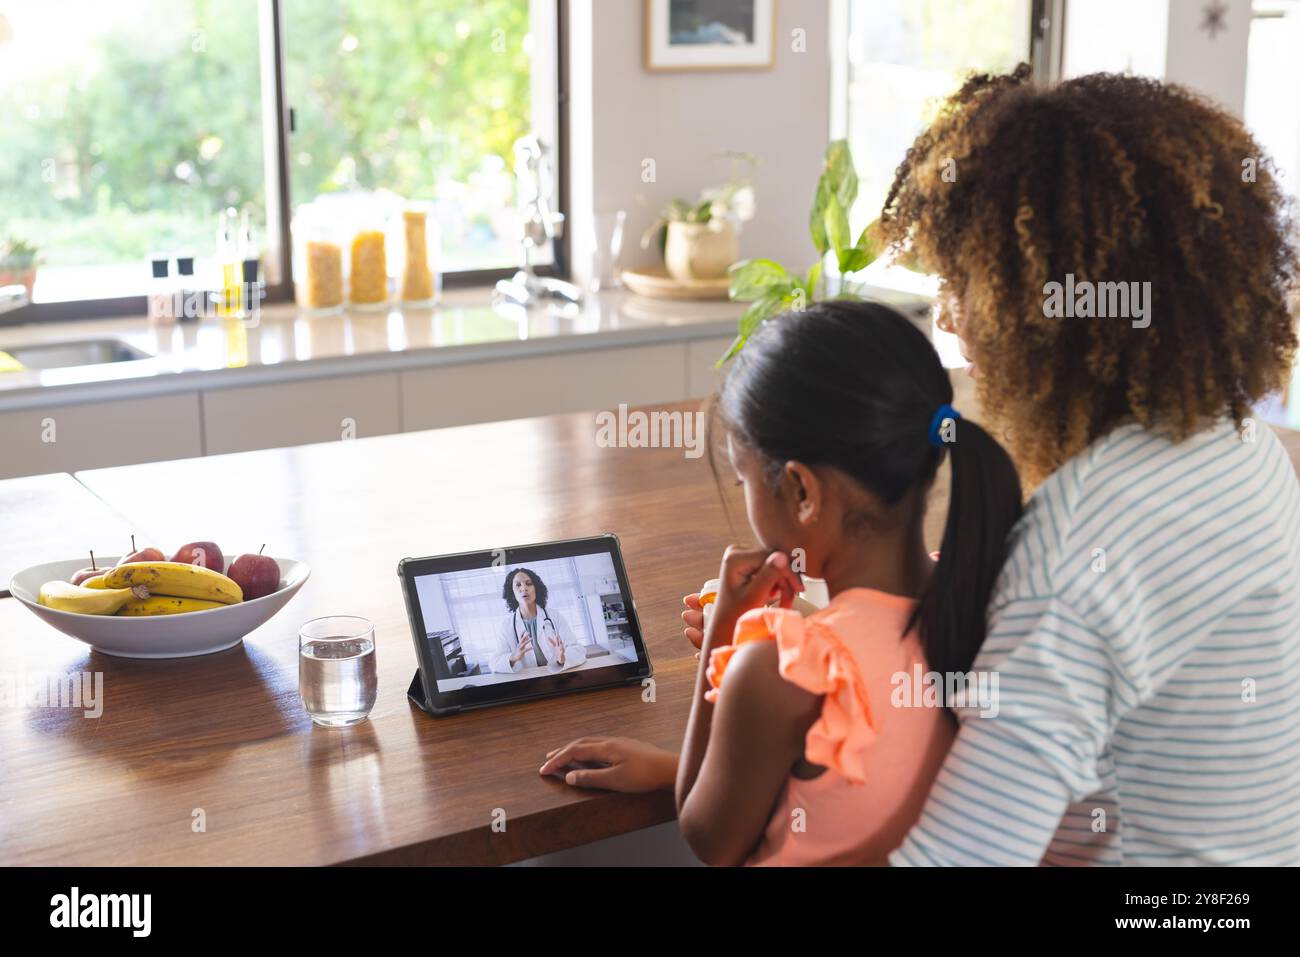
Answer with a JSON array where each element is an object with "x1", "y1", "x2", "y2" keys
[
  {"x1": 0, "y1": 287, "x2": 749, "y2": 413},
  {"x1": 0, "y1": 282, "x2": 937, "y2": 480}
]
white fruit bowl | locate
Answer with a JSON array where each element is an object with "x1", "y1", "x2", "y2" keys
[{"x1": 8, "y1": 557, "x2": 311, "y2": 659}]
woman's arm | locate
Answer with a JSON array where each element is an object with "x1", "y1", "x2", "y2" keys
[
  {"x1": 551, "y1": 610, "x2": 586, "y2": 669},
  {"x1": 487, "y1": 617, "x2": 524, "y2": 674},
  {"x1": 676, "y1": 639, "x2": 820, "y2": 866}
]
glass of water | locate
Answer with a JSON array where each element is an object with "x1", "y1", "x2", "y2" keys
[
  {"x1": 588, "y1": 209, "x2": 626, "y2": 292},
  {"x1": 299, "y1": 616, "x2": 378, "y2": 727}
]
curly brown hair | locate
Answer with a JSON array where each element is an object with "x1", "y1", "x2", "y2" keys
[{"x1": 881, "y1": 64, "x2": 1299, "y2": 488}]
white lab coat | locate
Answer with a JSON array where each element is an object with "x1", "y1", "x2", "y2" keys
[{"x1": 488, "y1": 607, "x2": 587, "y2": 675}]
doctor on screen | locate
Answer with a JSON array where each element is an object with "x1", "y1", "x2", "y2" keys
[{"x1": 489, "y1": 567, "x2": 587, "y2": 674}]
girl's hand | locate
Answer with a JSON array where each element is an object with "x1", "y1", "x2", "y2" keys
[
  {"x1": 682, "y1": 593, "x2": 704, "y2": 650},
  {"x1": 712, "y1": 547, "x2": 803, "y2": 633},
  {"x1": 539, "y1": 737, "x2": 679, "y2": 792}
]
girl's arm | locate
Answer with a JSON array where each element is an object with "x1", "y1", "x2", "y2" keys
[
  {"x1": 676, "y1": 638, "x2": 820, "y2": 866},
  {"x1": 675, "y1": 547, "x2": 814, "y2": 866},
  {"x1": 677, "y1": 548, "x2": 802, "y2": 801}
]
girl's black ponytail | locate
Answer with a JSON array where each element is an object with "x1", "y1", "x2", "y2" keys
[{"x1": 909, "y1": 417, "x2": 1022, "y2": 682}]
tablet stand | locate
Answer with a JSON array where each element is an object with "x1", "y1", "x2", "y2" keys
[{"x1": 407, "y1": 669, "x2": 438, "y2": 715}]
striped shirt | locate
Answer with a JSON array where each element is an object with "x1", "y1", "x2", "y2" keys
[{"x1": 891, "y1": 418, "x2": 1300, "y2": 866}]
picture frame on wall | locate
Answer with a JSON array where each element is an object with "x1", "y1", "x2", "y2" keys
[{"x1": 643, "y1": 0, "x2": 777, "y2": 72}]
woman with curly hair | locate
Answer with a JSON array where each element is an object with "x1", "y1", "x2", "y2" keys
[{"x1": 880, "y1": 65, "x2": 1300, "y2": 865}]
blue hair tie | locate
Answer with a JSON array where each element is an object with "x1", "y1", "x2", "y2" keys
[{"x1": 928, "y1": 404, "x2": 961, "y2": 447}]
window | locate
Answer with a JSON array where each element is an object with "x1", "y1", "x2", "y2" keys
[
  {"x1": 0, "y1": 0, "x2": 559, "y2": 315},
  {"x1": 0, "y1": 1, "x2": 268, "y2": 304},
  {"x1": 832, "y1": 0, "x2": 1034, "y2": 238},
  {"x1": 830, "y1": 0, "x2": 1035, "y2": 364},
  {"x1": 282, "y1": 0, "x2": 548, "y2": 273},
  {"x1": 1245, "y1": 1, "x2": 1300, "y2": 198}
]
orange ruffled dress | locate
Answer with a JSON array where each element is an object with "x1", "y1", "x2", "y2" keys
[{"x1": 706, "y1": 588, "x2": 956, "y2": 866}]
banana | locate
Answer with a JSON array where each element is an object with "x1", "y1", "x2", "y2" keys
[
  {"x1": 116, "y1": 595, "x2": 226, "y2": 616},
  {"x1": 82, "y1": 575, "x2": 108, "y2": 589},
  {"x1": 98, "y1": 562, "x2": 243, "y2": 604},
  {"x1": 39, "y1": 580, "x2": 150, "y2": 615}
]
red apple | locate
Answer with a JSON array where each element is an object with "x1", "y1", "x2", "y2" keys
[
  {"x1": 70, "y1": 551, "x2": 102, "y2": 585},
  {"x1": 118, "y1": 535, "x2": 165, "y2": 566},
  {"x1": 227, "y1": 546, "x2": 280, "y2": 600},
  {"x1": 172, "y1": 541, "x2": 225, "y2": 574}
]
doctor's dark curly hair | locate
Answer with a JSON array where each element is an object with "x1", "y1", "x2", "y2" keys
[
  {"x1": 881, "y1": 64, "x2": 1299, "y2": 488},
  {"x1": 501, "y1": 567, "x2": 549, "y2": 611}
]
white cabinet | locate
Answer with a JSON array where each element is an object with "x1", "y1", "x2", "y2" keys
[
  {"x1": 0, "y1": 394, "x2": 203, "y2": 480},
  {"x1": 1, "y1": 336, "x2": 727, "y2": 477},
  {"x1": 686, "y1": 337, "x2": 735, "y2": 399},
  {"x1": 399, "y1": 343, "x2": 688, "y2": 431},
  {"x1": 200, "y1": 372, "x2": 401, "y2": 455}
]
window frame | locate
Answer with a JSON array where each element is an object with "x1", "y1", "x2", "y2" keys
[{"x1": 2, "y1": 0, "x2": 568, "y2": 326}]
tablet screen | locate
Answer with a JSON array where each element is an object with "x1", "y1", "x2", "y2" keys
[{"x1": 407, "y1": 543, "x2": 645, "y2": 695}]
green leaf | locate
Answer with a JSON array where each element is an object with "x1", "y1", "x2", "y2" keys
[
  {"x1": 855, "y1": 219, "x2": 880, "y2": 258},
  {"x1": 833, "y1": 279, "x2": 869, "y2": 300},
  {"x1": 835, "y1": 218, "x2": 882, "y2": 275},
  {"x1": 739, "y1": 291, "x2": 787, "y2": 336},
  {"x1": 825, "y1": 139, "x2": 858, "y2": 212},
  {"x1": 824, "y1": 194, "x2": 850, "y2": 257},
  {"x1": 716, "y1": 334, "x2": 746, "y2": 367},
  {"x1": 804, "y1": 259, "x2": 823, "y2": 299},
  {"x1": 809, "y1": 177, "x2": 831, "y2": 255},
  {"x1": 716, "y1": 291, "x2": 788, "y2": 366},
  {"x1": 728, "y1": 258, "x2": 794, "y2": 301},
  {"x1": 837, "y1": 248, "x2": 869, "y2": 274}
]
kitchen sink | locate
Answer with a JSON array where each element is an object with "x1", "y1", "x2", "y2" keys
[{"x1": 4, "y1": 338, "x2": 152, "y2": 370}]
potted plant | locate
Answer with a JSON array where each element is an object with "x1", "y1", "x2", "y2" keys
[
  {"x1": 719, "y1": 140, "x2": 888, "y2": 365},
  {"x1": 642, "y1": 152, "x2": 757, "y2": 281},
  {"x1": 0, "y1": 236, "x2": 40, "y2": 298}
]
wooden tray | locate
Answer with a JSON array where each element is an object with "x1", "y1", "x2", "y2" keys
[{"x1": 621, "y1": 265, "x2": 731, "y2": 301}]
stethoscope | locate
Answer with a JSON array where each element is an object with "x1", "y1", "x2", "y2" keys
[{"x1": 513, "y1": 606, "x2": 558, "y2": 653}]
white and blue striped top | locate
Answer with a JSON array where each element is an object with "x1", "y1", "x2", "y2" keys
[{"x1": 891, "y1": 418, "x2": 1300, "y2": 866}]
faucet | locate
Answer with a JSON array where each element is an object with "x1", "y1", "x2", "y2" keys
[{"x1": 494, "y1": 135, "x2": 581, "y2": 308}]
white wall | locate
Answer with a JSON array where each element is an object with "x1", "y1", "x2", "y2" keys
[
  {"x1": 1164, "y1": 0, "x2": 1252, "y2": 116},
  {"x1": 567, "y1": 0, "x2": 831, "y2": 283}
]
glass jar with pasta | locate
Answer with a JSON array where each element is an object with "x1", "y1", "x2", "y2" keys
[
  {"x1": 396, "y1": 202, "x2": 441, "y2": 305},
  {"x1": 348, "y1": 219, "x2": 389, "y2": 309},
  {"x1": 292, "y1": 203, "x2": 344, "y2": 314}
]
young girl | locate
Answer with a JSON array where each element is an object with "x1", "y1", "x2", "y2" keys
[{"x1": 664, "y1": 299, "x2": 1020, "y2": 866}]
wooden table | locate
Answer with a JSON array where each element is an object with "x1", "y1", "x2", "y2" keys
[
  {"x1": 0, "y1": 471, "x2": 139, "y2": 598},
  {"x1": 0, "y1": 402, "x2": 755, "y2": 866}
]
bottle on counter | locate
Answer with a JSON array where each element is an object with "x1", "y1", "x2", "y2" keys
[
  {"x1": 240, "y1": 209, "x2": 263, "y2": 318},
  {"x1": 147, "y1": 254, "x2": 174, "y2": 325},
  {"x1": 174, "y1": 255, "x2": 202, "y2": 322},
  {"x1": 217, "y1": 206, "x2": 242, "y2": 319}
]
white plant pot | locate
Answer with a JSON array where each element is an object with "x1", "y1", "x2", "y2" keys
[{"x1": 664, "y1": 220, "x2": 738, "y2": 281}]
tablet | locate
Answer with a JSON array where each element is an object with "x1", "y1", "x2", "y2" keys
[{"x1": 398, "y1": 535, "x2": 653, "y2": 715}]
